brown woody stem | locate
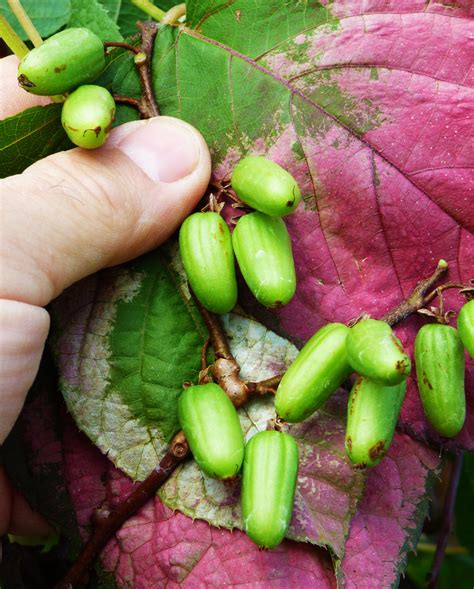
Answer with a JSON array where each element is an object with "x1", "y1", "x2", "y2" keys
[
  {"x1": 106, "y1": 23, "x2": 159, "y2": 119},
  {"x1": 194, "y1": 299, "x2": 232, "y2": 359},
  {"x1": 55, "y1": 432, "x2": 189, "y2": 589},
  {"x1": 381, "y1": 259, "x2": 449, "y2": 326},
  {"x1": 246, "y1": 374, "x2": 282, "y2": 397},
  {"x1": 104, "y1": 41, "x2": 141, "y2": 54},
  {"x1": 427, "y1": 452, "x2": 464, "y2": 589},
  {"x1": 113, "y1": 94, "x2": 142, "y2": 109},
  {"x1": 135, "y1": 21, "x2": 160, "y2": 117}
]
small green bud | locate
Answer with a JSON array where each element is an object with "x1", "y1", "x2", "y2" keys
[
  {"x1": 346, "y1": 319, "x2": 411, "y2": 385},
  {"x1": 231, "y1": 156, "x2": 301, "y2": 216},
  {"x1": 232, "y1": 212, "x2": 296, "y2": 308},
  {"x1": 179, "y1": 212, "x2": 238, "y2": 314},
  {"x1": 345, "y1": 377, "x2": 406, "y2": 468},
  {"x1": 18, "y1": 28, "x2": 105, "y2": 96},
  {"x1": 275, "y1": 323, "x2": 352, "y2": 422},
  {"x1": 61, "y1": 85, "x2": 116, "y2": 149},
  {"x1": 457, "y1": 300, "x2": 474, "y2": 358},
  {"x1": 414, "y1": 323, "x2": 465, "y2": 438},
  {"x1": 178, "y1": 383, "x2": 244, "y2": 479},
  {"x1": 241, "y1": 430, "x2": 299, "y2": 549}
]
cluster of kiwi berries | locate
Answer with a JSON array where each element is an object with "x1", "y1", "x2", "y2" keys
[
  {"x1": 178, "y1": 159, "x2": 473, "y2": 548},
  {"x1": 17, "y1": 28, "x2": 473, "y2": 550},
  {"x1": 17, "y1": 28, "x2": 116, "y2": 149},
  {"x1": 179, "y1": 156, "x2": 302, "y2": 549}
]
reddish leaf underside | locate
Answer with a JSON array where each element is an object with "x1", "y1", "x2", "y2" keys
[{"x1": 340, "y1": 433, "x2": 438, "y2": 588}]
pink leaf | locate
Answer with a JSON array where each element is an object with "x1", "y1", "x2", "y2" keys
[
  {"x1": 61, "y1": 415, "x2": 337, "y2": 588},
  {"x1": 340, "y1": 433, "x2": 438, "y2": 588}
]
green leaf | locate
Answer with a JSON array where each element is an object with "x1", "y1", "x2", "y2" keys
[
  {"x1": 185, "y1": 0, "x2": 338, "y2": 51},
  {"x1": 406, "y1": 551, "x2": 474, "y2": 589},
  {"x1": 0, "y1": 105, "x2": 72, "y2": 179},
  {"x1": 98, "y1": 0, "x2": 122, "y2": 22},
  {"x1": 114, "y1": 104, "x2": 140, "y2": 125},
  {"x1": 117, "y1": 0, "x2": 145, "y2": 37},
  {"x1": 69, "y1": 0, "x2": 123, "y2": 41},
  {"x1": 455, "y1": 453, "x2": 474, "y2": 554},
  {"x1": 0, "y1": 0, "x2": 71, "y2": 41},
  {"x1": 53, "y1": 246, "x2": 207, "y2": 480}
]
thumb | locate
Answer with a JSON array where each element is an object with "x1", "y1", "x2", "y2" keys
[
  {"x1": 2, "y1": 115, "x2": 211, "y2": 306},
  {"x1": 0, "y1": 115, "x2": 211, "y2": 442}
]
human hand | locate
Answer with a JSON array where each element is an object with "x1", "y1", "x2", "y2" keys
[{"x1": 0, "y1": 55, "x2": 212, "y2": 537}]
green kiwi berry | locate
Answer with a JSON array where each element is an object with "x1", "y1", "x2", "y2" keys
[
  {"x1": 241, "y1": 430, "x2": 299, "y2": 549},
  {"x1": 457, "y1": 300, "x2": 474, "y2": 358},
  {"x1": 18, "y1": 28, "x2": 105, "y2": 96},
  {"x1": 414, "y1": 323, "x2": 465, "y2": 438},
  {"x1": 178, "y1": 383, "x2": 244, "y2": 479},
  {"x1": 179, "y1": 212, "x2": 238, "y2": 314},
  {"x1": 346, "y1": 319, "x2": 411, "y2": 385},
  {"x1": 232, "y1": 212, "x2": 296, "y2": 308},
  {"x1": 61, "y1": 85, "x2": 116, "y2": 149},
  {"x1": 231, "y1": 156, "x2": 301, "y2": 216},
  {"x1": 345, "y1": 377, "x2": 406, "y2": 467},
  {"x1": 275, "y1": 323, "x2": 352, "y2": 422}
]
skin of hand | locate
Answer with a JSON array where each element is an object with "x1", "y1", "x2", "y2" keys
[{"x1": 0, "y1": 55, "x2": 212, "y2": 537}]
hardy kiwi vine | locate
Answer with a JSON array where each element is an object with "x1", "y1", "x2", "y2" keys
[{"x1": 2, "y1": 3, "x2": 471, "y2": 586}]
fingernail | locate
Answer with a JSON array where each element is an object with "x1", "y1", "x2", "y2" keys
[{"x1": 116, "y1": 118, "x2": 200, "y2": 182}]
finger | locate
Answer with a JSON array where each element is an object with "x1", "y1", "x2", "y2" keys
[
  {"x1": 0, "y1": 55, "x2": 51, "y2": 119},
  {"x1": 0, "y1": 301, "x2": 49, "y2": 442},
  {"x1": 0, "y1": 467, "x2": 55, "y2": 536}
]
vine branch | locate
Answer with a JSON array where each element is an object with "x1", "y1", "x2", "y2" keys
[
  {"x1": 381, "y1": 259, "x2": 449, "y2": 326},
  {"x1": 427, "y1": 452, "x2": 464, "y2": 589},
  {"x1": 135, "y1": 22, "x2": 160, "y2": 118},
  {"x1": 54, "y1": 432, "x2": 189, "y2": 589},
  {"x1": 105, "y1": 22, "x2": 159, "y2": 118}
]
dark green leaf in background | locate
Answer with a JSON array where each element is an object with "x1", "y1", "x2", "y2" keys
[
  {"x1": 0, "y1": 0, "x2": 71, "y2": 40},
  {"x1": 98, "y1": 0, "x2": 122, "y2": 22},
  {"x1": 69, "y1": 0, "x2": 122, "y2": 41},
  {"x1": 114, "y1": 104, "x2": 140, "y2": 125},
  {"x1": 455, "y1": 453, "x2": 474, "y2": 555},
  {"x1": 406, "y1": 551, "x2": 474, "y2": 589},
  {"x1": 0, "y1": 104, "x2": 72, "y2": 179}
]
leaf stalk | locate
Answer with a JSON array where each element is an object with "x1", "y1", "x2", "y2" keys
[
  {"x1": 7, "y1": 0, "x2": 42, "y2": 47},
  {"x1": 0, "y1": 14, "x2": 28, "y2": 58},
  {"x1": 130, "y1": 0, "x2": 166, "y2": 22}
]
